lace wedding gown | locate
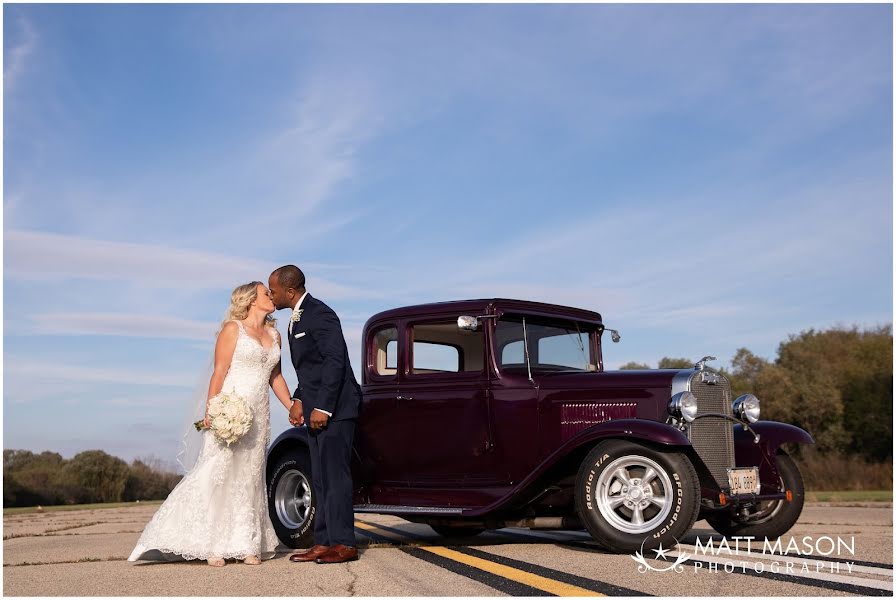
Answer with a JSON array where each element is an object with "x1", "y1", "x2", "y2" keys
[{"x1": 129, "y1": 321, "x2": 281, "y2": 562}]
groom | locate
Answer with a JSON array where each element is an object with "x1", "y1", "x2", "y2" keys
[{"x1": 268, "y1": 265, "x2": 362, "y2": 564}]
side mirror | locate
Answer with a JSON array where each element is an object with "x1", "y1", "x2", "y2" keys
[{"x1": 457, "y1": 316, "x2": 480, "y2": 331}]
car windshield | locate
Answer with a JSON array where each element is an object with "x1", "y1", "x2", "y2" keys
[{"x1": 495, "y1": 315, "x2": 596, "y2": 373}]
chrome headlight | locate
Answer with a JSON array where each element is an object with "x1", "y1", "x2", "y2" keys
[
  {"x1": 668, "y1": 391, "x2": 698, "y2": 423},
  {"x1": 733, "y1": 394, "x2": 760, "y2": 423}
]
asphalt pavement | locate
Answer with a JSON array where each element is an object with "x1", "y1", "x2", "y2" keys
[{"x1": 3, "y1": 503, "x2": 892, "y2": 596}]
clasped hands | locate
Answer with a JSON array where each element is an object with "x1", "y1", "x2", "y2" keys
[{"x1": 288, "y1": 399, "x2": 330, "y2": 430}]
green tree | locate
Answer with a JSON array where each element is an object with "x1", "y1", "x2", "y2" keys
[
  {"x1": 3, "y1": 450, "x2": 74, "y2": 506},
  {"x1": 842, "y1": 371, "x2": 892, "y2": 461},
  {"x1": 123, "y1": 459, "x2": 181, "y2": 501},
  {"x1": 726, "y1": 348, "x2": 769, "y2": 397},
  {"x1": 658, "y1": 357, "x2": 694, "y2": 369},
  {"x1": 67, "y1": 450, "x2": 130, "y2": 503},
  {"x1": 618, "y1": 361, "x2": 651, "y2": 370},
  {"x1": 726, "y1": 325, "x2": 892, "y2": 460}
]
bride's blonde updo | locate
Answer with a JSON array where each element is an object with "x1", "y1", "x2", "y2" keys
[{"x1": 220, "y1": 281, "x2": 277, "y2": 331}]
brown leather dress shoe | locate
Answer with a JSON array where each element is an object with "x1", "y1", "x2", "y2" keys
[
  {"x1": 289, "y1": 545, "x2": 330, "y2": 563},
  {"x1": 315, "y1": 544, "x2": 359, "y2": 564}
]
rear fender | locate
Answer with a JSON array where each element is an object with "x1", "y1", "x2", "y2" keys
[
  {"x1": 266, "y1": 427, "x2": 311, "y2": 466},
  {"x1": 733, "y1": 422, "x2": 814, "y2": 490},
  {"x1": 266, "y1": 426, "x2": 366, "y2": 489}
]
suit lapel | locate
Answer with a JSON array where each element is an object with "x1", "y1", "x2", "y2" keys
[
  {"x1": 289, "y1": 294, "x2": 313, "y2": 335},
  {"x1": 289, "y1": 296, "x2": 314, "y2": 367}
]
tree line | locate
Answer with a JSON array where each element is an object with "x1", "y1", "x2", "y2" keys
[
  {"x1": 621, "y1": 324, "x2": 893, "y2": 464},
  {"x1": 3, "y1": 449, "x2": 182, "y2": 508}
]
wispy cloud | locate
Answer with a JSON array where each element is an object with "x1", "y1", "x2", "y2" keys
[
  {"x1": 4, "y1": 15, "x2": 36, "y2": 91},
  {"x1": 6, "y1": 358, "x2": 195, "y2": 390},
  {"x1": 5, "y1": 229, "x2": 368, "y2": 298},
  {"x1": 28, "y1": 313, "x2": 219, "y2": 341},
  {"x1": 183, "y1": 75, "x2": 386, "y2": 244}
]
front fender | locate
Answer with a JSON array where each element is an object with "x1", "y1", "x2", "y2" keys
[
  {"x1": 733, "y1": 421, "x2": 813, "y2": 490},
  {"x1": 566, "y1": 418, "x2": 692, "y2": 448},
  {"x1": 742, "y1": 421, "x2": 814, "y2": 448},
  {"x1": 460, "y1": 419, "x2": 692, "y2": 517}
]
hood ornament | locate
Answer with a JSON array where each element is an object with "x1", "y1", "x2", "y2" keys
[{"x1": 694, "y1": 356, "x2": 716, "y2": 371}]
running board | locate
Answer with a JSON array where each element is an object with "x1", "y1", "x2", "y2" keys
[{"x1": 354, "y1": 504, "x2": 465, "y2": 515}]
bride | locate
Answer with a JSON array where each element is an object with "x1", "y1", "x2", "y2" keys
[{"x1": 128, "y1": 282, "x2": 300, "y2": 566}]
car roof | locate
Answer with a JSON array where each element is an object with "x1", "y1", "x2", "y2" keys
[{"x1": 365, "y1": 298, "x2": 603, "y2": 327}]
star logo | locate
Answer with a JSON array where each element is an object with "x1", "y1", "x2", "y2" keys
[
  {"x1": 652, "y1": 542, "x2": 671, "y2": 561},
  {"x1": 631, "y1": 537, "x2": 690, "y2": 573}
]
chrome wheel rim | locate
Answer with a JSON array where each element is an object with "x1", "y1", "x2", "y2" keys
[
  {"x1": 738, "y1": 473, "x2": 786, "y2": 525},
  {"x1": 275, "y1": 470, "x2": 312, "y2": 529},
  {"x1": 739, "y1": 499, "x2": 784, "y2": 525},
  {"x1": 594, "y1": 455, "x2": 674, "y2": 535}
]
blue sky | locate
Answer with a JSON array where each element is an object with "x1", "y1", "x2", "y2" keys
[{"x1": 4, "y1": 4, "x2": 892, "y2": 465}]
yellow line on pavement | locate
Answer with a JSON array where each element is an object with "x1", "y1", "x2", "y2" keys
[
  {"x1": 354, "y1": 520, "x2": 413, "y2": 543},
  {"x1": 354, "y1": 520, "x2": 604, "y2": 597}
]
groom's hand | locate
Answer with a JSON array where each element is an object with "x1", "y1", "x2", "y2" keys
[{"x1": 310, "y1": 409, "x2": 329, "y2": 430}]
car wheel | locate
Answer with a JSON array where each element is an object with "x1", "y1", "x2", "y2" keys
[
  {"x1": 575, "y1": 439, "x2": 700, "y2": 553},
  {"x1": 429, "y1": 524, "x2": 486, "y2": 538},
  {"x1": 706, "y1": 452, "x2": 804, "y2": 540},
  {"x1": 266, "y1": 447, "x2": 316, "y2": 549}
]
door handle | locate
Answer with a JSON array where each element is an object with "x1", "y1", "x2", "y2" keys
[{"x1": 396, "y1": 395, "x2": 414, "y2": 401}]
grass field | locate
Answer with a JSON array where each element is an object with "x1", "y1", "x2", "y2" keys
[
  {"x1": 805, "y1": 490, "x2": 892, "y2": 503},
  {"x1": 3, "y1": 500, "x2": 163, "y2": 516}
]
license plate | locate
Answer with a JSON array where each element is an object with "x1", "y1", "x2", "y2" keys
[{"x1": 727, "y1": 467, "x2": 760, "y2": 495}]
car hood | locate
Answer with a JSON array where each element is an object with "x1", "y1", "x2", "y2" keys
[{"x1": 534, "y1": 368, "x2": 684, "y2": 390}]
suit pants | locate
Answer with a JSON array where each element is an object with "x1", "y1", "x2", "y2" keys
[{"x1": 308, "y1": 418, "x2": 356, "y2": 547}]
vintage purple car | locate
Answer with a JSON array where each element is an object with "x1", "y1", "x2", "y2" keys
[{"x1": 266, "y1": 299, "x2": 813, "y2": 552}]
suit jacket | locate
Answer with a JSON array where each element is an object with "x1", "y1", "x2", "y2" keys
[{"x1": 288, "y1": 294, "x2": 361, "y2": 422}]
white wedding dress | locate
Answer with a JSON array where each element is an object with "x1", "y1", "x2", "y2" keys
[{"x1": 129, "y1": 321, "x2": 281, "y2": 562}]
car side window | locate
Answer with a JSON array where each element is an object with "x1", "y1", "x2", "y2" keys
[
  {"x1": 502, "y1": 340, "x2": 524, "y2": 365},
  {"x1": 410, "y1": 320, "x2": 483, "y2": 375},
  {"x1": 372, "y1": 326, "x2": 398, "y2": 377},
  {"x1": 413, "y1": 341, "x2": 460, "y2": 373}
]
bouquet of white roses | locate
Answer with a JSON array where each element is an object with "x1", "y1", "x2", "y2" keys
[{"x1": 194, "y1": 391, "x2": 253, "y2": 446}]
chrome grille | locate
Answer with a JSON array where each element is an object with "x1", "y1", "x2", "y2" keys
[{"x1": 687, "y1": 372, "x2": 734, "y2": 489}]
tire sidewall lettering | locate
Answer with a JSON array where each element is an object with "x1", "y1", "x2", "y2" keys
[
  {"x1": 292, "y1": 506, "x2": 315, "y2": 538},
  {"x1": 652, "y1": 471, "x2": 683, "y2": 539},
  {"x1": 268, "y1": 460, "x2": 297, "y2": 498},
  {"x1": 269, "y1": 456, "x2": 315, "y2": 541},
  {"x1": 585, "y1": 453, "x2": 610, "y2": 511}
]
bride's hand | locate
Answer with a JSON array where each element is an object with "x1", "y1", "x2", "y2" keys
[
  {"x1": 288, "y1": 399, "x2": 304, "y2": 427},
  {"x1": 203, "y1": 415, "x2": 211, "y2": 428}
]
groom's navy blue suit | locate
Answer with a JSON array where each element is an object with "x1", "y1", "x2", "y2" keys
[{"x1": 288, "y1": 294, "x2": 361, "y2": 548}]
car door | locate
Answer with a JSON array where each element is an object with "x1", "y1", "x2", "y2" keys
[
  {"x1": 357, "y1": 322, "x2": 409, "y2": 488},
  {"x1": 399, "y1": 318, "x2": 499, "y2": 486}
]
